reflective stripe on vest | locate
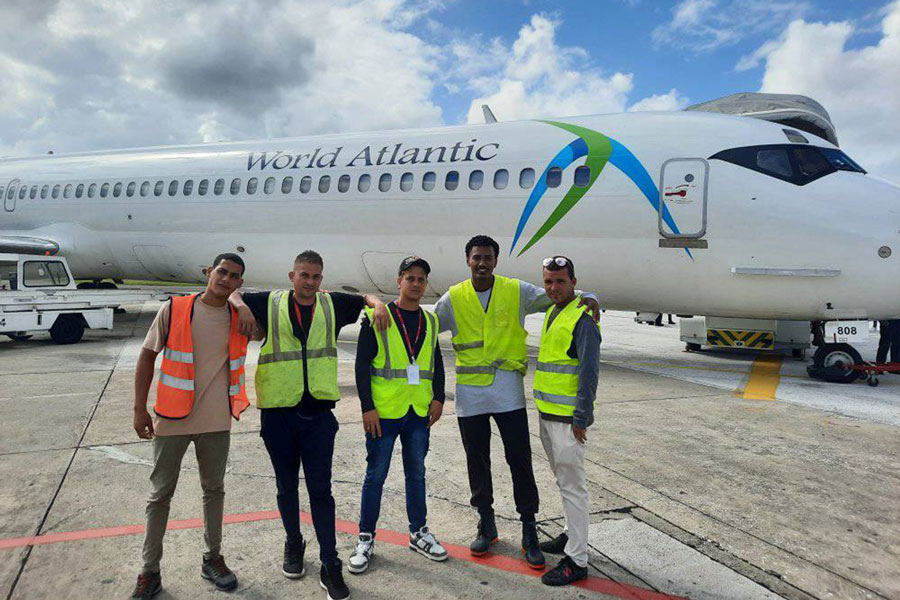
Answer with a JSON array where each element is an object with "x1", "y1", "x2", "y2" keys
[
  {"x1": 255, "y1": 291, "x2": 340, "y2": 408},
  {"x1": 448, "y1": 275, "x2": 527, "y2": 386},
  {"x1": 154, "y1": 293, "x2": 250, "y2": 420},
  {"x1": 366, "y1": 306, "x2": 438, "y2": 419},
  {"x1": 532, "y1": 296, "x2": 593, "y2": 418}
]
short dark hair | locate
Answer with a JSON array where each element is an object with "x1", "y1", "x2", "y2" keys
[
  {"x1": 294, "y1": 250, "x2": 324, "y2": 268},
  {"x1": 465, "y1": 235, "x2": 500, "y2": 259},
  {"x1": 544, "y1": 256, "x2": 575, "y2": 280},
  {"x1": 212, "y1": 253, "x2": 246, "y2": 276}
]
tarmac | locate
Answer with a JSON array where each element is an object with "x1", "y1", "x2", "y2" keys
[{"x1": 0, "y1": 302, "x2": 898, "y2": 600}]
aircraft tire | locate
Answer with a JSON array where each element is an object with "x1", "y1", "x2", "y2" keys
[
  {"x1": 50, "y1": 314, "x2": 86, "y2": 345},
  {"x1": 76, "y1": 282, "x2": 98, "y2": 289},
  {"x1": 97, "y1": 282, "x2": 118, "y2": 289},
  {"x1": 812, "y1": 343, "x2": 863, "y2": 384},
  {"x1": 685, "y1": 342, "x2": 702, "y2": 352}
]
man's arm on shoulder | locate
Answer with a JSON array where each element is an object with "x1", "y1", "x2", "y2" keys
[
  {"x1": 354, "y1": 316, "x2": 378, "y2": 413},
  {"x1": 229, "y1": 290, "x2": 270, "y2": 336},
  {"x1": 330, "y1": 292, "x2": 389, "y2": 331},
  {"x1": 519, "y1": 280, "x2": 599, "y2": 320},
  {"x1": 433, "y1": 292, "x2": 455, "y2": 334}
]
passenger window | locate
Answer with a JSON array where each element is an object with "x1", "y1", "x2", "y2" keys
[
  {"x1": 574, "y1": 165, "x2": 590, "y2": 188},
  {"x1": 358, "y1": 174, "x2": 371, "y2": 192},
  {"x1": 113, "y1": 183, "x2": 122, "y2": 197},
  {"x1": 546, "y1": 167, "x2": 562, "y2": 188},
  {"x1": 230, "y1": 178, "x2": 241, "y2": 195},
  {"x1": 300, "y1": 176, "x2": 312, "y2": 193},
  {"x1": 29, "y1": 186, "x2": 38, "y2": 199},
  {"x1": 23, "y1": 261, "x2": 70, "y2": 287},
  {"x1": 52, "y1": 185, "x2": 61, "y2": 199},
  {"x1": 319, "y1": 175, "x2": 331, "y2": 193},
  {"x1": 6, "y1": 186, "x2": 13, "y2": 199},
  {"x1": 100, "y1": 183, "x2": 110, "y2": 198},
  {"x1": 469, "y1": 170, "x2": 483, "y2": 190},
  {"x1": 183, "y1": 180, "x2": 193, "y2": 196},
  {"x1": 493, "y1": 169, "x2": 508, "y2": 189},
  {"x1": 168, "y1": 180, "x2": 179, "y2": 196},
  {"x1": 519, "y1": 168, "x2": 535, "y2": 189},
  {"x1": 757, "y1": 149, "x2": 792, "y2": 178},
  {"x1": 75, "y1": 184, "x2": 84, "y2": 198},
  {"x1": 281, "y1": 177, "x2": 292, "y2": 193},
  {"x1": 154, "y1": 181, "x2": 164, "y2": 196},
  {"x1": 422, "y1": 172, "x2": 436, "y2": 191},
  {"x1": 338, "y1": 174, "x2": 351, "y2": 193},
  {"x1": 40, "y1": 185, "x2": 49, "y2": 199},
  {"x1": 87, "y1": 184, "x2": 97, "y2": 198},
  {"x1": 126, "y1": 182, "x2": 136, "y2": 197},
  {"x1": 198, "y1": 179, "x2": 209, "y2": 196},
  {"x1": 400, "y1": 172, "x2": 413, "y2": 192},
  {"x1": 247, "y1": 177, "x2": 258, "y2": 195},
  {"x1": 445, "y1": 171, "x2": 459, "y2": 191},
  {"x1": 64, "y1": 184, "x2": 73, "y2": 199},
  {"x1": 141, "y1": 181, "x2": 151, "y2": 197},
  {"x1": 0, "y1": 187, "x2": 4, "y2": 200},
  {"x1": 214, "y1": 178, "x2": 225, "y2": 195},
  {"x1": 264, "y1": 177, "x2": 276, "y2": 194},
  {"x1": 20, "y1": 186, "x2": 29, "y2": 200},
  {"x1": 378, "y1": 173, "x2": 391, "y2": 192}
]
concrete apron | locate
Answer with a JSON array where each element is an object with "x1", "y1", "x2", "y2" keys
[{"x1": 0, "y1": 302, "x2": 897, "y2": 599}]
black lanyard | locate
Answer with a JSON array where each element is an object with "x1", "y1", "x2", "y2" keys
[{"x1": 391, "y1": 302, "x2": 423, "y2": 362}]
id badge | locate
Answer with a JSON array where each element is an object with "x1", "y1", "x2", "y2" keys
[{"x1": 406, "y1": 364, "x2": 420, "y2": 385}]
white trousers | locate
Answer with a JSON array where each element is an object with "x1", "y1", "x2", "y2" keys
[{"x1": 539, "y1": 418, "x2": 589, "y2": 567}]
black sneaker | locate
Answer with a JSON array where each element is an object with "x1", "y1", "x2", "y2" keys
[
  {"x1": 539, "y1": 531, "x2": 568, "y2": 554},
  {"x1": 283, "y1": 538, "x2": 306, "y2": 579},
  {"x1": 319, "y1": 560, "x2": 350, "y2": 600},
  {"x1": 201, "y1": 553, "x2": 238, "y2": 591},
  {"x1": 541, "y1": 555, "x2": 588, "y2": 587},
  {"x1": 130, "y1": 572, "x2": 161, "y2": 599}
]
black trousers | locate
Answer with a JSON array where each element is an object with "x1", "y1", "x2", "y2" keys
[
  {"x1": 457, "y1": 407, "x2": 539, "y2": 522},
  {"x1": 876, "y1": 320, "x2": 900, "y2": 364},
  {"x1": 260, "y1": 406, "x2": 339, "y2": 565}
]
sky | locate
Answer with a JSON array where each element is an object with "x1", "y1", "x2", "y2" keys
[{"x1": 1, "y1": 0, "x2": 899, "y2": 182}]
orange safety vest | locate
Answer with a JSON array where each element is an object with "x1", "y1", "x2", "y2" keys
[{"x1": 154, "y1": 294, "x2": 250, "y2": 420}]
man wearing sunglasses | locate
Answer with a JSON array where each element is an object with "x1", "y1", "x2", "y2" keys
[
  {"x1": 433, "y1": 235, "x2": 599, "y2": 569},
  {"x1": 533, "y1": 256, "x2": 600, "y2": 587}
]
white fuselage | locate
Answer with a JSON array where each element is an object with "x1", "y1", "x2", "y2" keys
[{"x1": 2, "y1": 111, "x2": 899, "y2": 319}]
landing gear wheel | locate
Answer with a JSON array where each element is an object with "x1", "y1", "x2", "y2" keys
[
  {"x1": 812, "y1": 343, "x2": 863, "y2": 384},
  {"x1": 685, "y1": 342, "x2": 702, "y2": 352},
  {"x1": 50, "y1": 314, "x2": 85, "y2": 344},
  {"x1": 76, "y1": 282, "x2": 97, "y2": 289},
  {"x1": 5, "y1": 332, "x2": 32, "y2": 342},
  {"x1": 868, "y1": 375, "x2": 879, "y2": 387},
  {"x1": 97, "y1": 282, "x2": 118, "y2": 289}
]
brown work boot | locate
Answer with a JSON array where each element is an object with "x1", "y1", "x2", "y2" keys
[
  {"x1": 130, "y1": 572, "x2": 161, "y2": 599},
  {"x1": 201, "y1": 552, "x2": 238, "y2": 591}
]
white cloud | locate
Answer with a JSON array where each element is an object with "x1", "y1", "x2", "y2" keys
[
  {"x1": 653, "y1": 0, "x2": 810, "y2": 51},
  {"x1": 628, "y1": 89, "x2": 691, "y2": 112},
  {"x1": 464, "y1": 15, "x2": 686, "y2": 123},
  {"x1": 749, "y1": 0, "x2": 900, "y2": 182},
  {"x1": 0, "y1": 0, "x2": 445, "y2": 156}
]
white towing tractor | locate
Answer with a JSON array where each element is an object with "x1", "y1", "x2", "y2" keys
[{"x1": 0, "y1": 253, "x2": 168, "y2": 344}]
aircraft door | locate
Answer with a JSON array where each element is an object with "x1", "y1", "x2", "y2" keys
[
  {"x1": 658, "y1": 159, "x2": 708, "y2": 238},
  {"x1": 4, "y1": 179, "x2": 19, "y2": 212}
]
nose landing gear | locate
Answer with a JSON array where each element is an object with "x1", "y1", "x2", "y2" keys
[{"x1": 807, "y1": 343, "x2": 864, "y2": 383}]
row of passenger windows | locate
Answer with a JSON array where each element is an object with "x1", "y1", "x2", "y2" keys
[{"x1": 0, "y1": 166, "x2": 595, "y2": 202}]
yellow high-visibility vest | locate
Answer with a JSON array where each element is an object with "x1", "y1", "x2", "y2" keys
[
  {"x1": 448, "y1": 276, "x2": 527, "y2": 386},
  {"x1": 255, "y1": 291, "x2": 339, "y2": 408}
]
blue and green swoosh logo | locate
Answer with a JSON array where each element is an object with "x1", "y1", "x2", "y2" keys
[{"x1": 510, "y1": 120, "x2": 687, "y2": 257}]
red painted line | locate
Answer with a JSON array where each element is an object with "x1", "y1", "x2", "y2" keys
[{"x1": 0, "y1": 508, "x2": 683, "y2": 600}]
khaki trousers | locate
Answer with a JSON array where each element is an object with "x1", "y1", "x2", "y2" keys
[
  {"x1": 539, "y1": 418, "x2": 589, "y2": 568},
  {"x1": 141, "y1": 431, "x2": 230, "y2": 574}
]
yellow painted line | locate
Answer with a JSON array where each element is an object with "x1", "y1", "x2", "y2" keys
[
  {"x1": 739, "y1": 355, "x2": 783, "y2": 401},
  {"x1": 605, "y1": 360, "x2": 807, "y2": 380}
]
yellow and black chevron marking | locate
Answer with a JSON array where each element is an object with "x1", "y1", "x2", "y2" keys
[{"x1": 706, "y1": 329, "x2": 775, "y2": 350}]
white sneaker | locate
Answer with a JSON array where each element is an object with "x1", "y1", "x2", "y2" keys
[
  {"x1": 408, "y1": 526, "x2": 448, "y2": 562},
  {"x1": 348, "y1": 533, "x2": 375, "y2": 574}
]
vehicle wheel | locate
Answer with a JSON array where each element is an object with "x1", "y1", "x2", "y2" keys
[
  {"x1": 812, "y1": 343, "x2": 863, "y2": 384},
  {"x1": 50, "y1": 314, "x2": 85, "y2": 344},
  {"x1": 76, "y1": 282, "x2": 98, "y2": 289},
  {"x1": 868, "y1": 376, "x2": 879, "y2": 387},
  {"x1": 97, "y1": 282, "x2": 118, "y2": 289},
  {"x1": 5, "y1": 333, "x2": 32, "y2": 342},
  {"x1": 685, "y1": 342, "x2": 702, "y2": 352}
]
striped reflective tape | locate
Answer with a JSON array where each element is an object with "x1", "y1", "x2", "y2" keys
[
  {"x1": 536, "y1": 361, "x2": 578, "y2": 375},
  {"x1": 229, "y1": 374, "x2": 245, "y2": 396},
  {"x1": 163, "y1": 348, "x2": 193, "y2": 364},
  {"x1": 534, "y1": 390, "x2": 577, "y2": 406},
  {"x1": 230, "y1": 356, "x2": 246, "y2": 370},
  {"x1": 453, "y1": 340, "x2": 484, "y2": 352},
  {"x1": 159, "y1": 373, "x2": 193, "y2": 391},
  {"x1": 370, "y1": 367, "x2": 434, "y2": 381}
]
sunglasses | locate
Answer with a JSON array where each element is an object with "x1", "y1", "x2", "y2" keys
[{"x1": 542, "y1": 256, "x2": 571, "y2": 268}]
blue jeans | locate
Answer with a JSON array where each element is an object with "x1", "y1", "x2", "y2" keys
[{"x1": 359, "y1": 407, "x2": 430, "y2": 535}]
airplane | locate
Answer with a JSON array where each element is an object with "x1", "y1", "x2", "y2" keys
[{"x1": 2, "y1": 97, "x2": 899, "y2": 378}]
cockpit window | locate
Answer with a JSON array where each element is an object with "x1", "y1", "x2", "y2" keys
[{"x1": 710, "y1": 144, "x2": 865, "y2": 186}]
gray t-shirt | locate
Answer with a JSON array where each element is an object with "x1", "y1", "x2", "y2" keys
[{"x1": 434, "y1": 279, "x2": 596, "y2": 418}]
